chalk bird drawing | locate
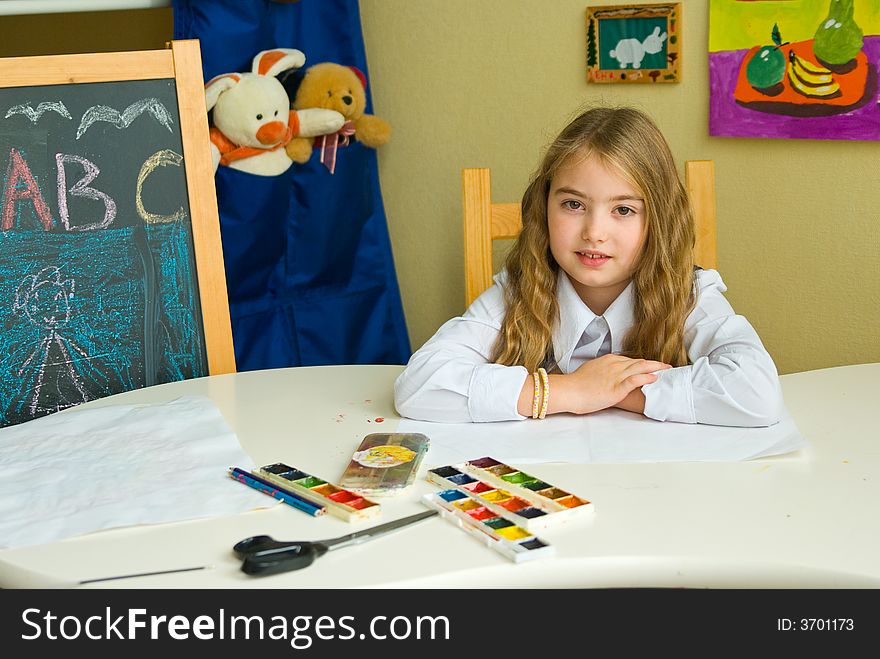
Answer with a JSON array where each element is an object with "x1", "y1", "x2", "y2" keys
[
  {"x1": 4, "y1": 101, "x2": 72, "y2": 123},
  {"x1": 76, "y1": 97, "x2": 173, "y2": 139},
  {"x1": 10, "y1": 266, "x2": 108, "y2": 418},
  {"x1": 609, "y1": 26, "x2": 668, "y2": 69}
]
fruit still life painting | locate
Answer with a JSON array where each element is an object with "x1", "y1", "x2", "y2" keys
[{"x1": 709, "y1": 0, "x2": 880, "y2": 140}]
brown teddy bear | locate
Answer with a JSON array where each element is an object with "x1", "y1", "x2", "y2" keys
[{"x1": 285, "y1": 62, "x2": 391, "y2": 171}]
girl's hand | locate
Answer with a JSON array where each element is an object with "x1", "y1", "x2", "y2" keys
[{"x1": 550, "y1": 354, "x2": 672, "y2": 415}]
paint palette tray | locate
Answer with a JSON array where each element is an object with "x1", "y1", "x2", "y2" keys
[
  {"x1": 426, "y1": 457, "x2": 594, "y2": 531},
  {"x1": 422, "y1": 490, "x2": 555, "y2": 563},
  {"x1": 256, "y1": 463, "x2": 381, "y2": 522}
]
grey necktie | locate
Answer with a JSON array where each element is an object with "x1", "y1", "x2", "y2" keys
[
  {"x1": 584, "y1": 316, "x2": 612, "y2": 357},
  {"x1": 565, "y1": 316, "x2": 613, "y2": 371},
  {"x1": 590, "y1": 316, "x2": 611, "y2": 357}
]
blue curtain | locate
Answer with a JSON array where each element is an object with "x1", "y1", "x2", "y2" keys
[{"x1": 173, "y1": 0, "x2": 410, "y2": 369}]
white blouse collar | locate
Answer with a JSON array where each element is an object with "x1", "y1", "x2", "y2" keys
[{"x1": 552, "y1": 270, "x2": 635, "y2": 370}]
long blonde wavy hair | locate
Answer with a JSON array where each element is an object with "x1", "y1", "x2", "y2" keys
[{"x1": 491, "y1": 106, "x2": 696, "y2": 371}]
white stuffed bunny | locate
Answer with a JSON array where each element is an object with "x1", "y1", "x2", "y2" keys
[{"x1": 205, "y1": 49, "x2": 344, "y2": 176}]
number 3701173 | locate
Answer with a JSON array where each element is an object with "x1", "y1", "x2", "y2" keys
[{"x1": 777, "y1": 618, "x2": 854, "y2": 631}]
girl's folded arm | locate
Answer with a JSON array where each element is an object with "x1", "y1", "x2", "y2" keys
[
  {"x1": 642, "y1": 271, "x2": 783, "y2": 427},
  {"x1": 643, "y1": 329, "x2": 782, "y2": 427},
  {"x1": 393, "y1": 286, "x2": 529, "y2": 423}
]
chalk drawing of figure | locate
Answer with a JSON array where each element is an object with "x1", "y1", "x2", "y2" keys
[{"x1": 10, "y1": 266, "x2": 107, "y2": 418}]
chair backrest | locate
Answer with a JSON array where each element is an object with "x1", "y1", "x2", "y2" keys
[{"x1": 462, "y1": 160, "x2": 717, "y2": 306}]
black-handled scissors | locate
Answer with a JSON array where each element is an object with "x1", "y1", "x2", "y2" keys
[{"x1": 233, "y1": 509, "x2": 438, "y2": 576}]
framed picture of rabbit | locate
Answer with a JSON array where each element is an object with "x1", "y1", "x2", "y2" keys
[{"x1": 586, "y1": 3, "x2": 681, "y2": 83}]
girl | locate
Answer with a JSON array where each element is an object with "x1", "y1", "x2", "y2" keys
[{"x1": 395, "y1": 107, "x2": 782, "y2": 427}]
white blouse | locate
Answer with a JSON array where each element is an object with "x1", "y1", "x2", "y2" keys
[{"x1": 394, "y1": 269, "x2": 783, "y2": 427}]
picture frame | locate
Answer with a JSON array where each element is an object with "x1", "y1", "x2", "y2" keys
[{"x1": 586, "y1": 3, "x2": 681, "y2": 83}]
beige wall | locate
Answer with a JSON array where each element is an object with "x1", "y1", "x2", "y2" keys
[
  {"x1": 3, "y1": 3, "x2": 877, "y2": 375},
  {"x1": 361, "y1": 0, "x2": 880, "y2": 375}
]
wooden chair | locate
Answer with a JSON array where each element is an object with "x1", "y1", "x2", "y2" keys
[{"x1": 462, "y1": 160, "x2": 717, "y2": 306}]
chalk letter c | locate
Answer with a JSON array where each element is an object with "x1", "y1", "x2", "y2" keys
[{"x1": 136, "y1": 149, "x2": 187, "y2": 225}]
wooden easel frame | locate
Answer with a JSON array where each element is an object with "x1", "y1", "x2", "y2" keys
[{"x1": 0, "y1": 40, "x2": 236, "y2": 375}]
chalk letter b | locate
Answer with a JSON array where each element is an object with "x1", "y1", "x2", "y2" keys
[{"x1": 56, "y1": 153, "x2": 117, "y2": 231}]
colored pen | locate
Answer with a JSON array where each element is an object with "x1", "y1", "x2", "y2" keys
[{"x1": 229, "y1": 467, "x2": 326, "y2": 517}]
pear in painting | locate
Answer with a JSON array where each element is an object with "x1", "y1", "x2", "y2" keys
[{"x1": 813, "y1": 0, "x2": 863, "y2": 66}]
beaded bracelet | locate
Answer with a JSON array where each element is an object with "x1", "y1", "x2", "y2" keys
[
  {"x1": 531, "y1": 371, "x2": 542, "y2": 419},
  {"x1": 538, "y1": 367, "x2": 550, "y2": 419}
]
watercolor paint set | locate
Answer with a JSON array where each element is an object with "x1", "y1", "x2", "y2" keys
[
  {"x1": 256, "y1": 462, "x2": 381, "y2": 522},
  {"x1": 426, "y1": 457, "x2": 594, "y2": 531},
  {"x1": 422, "y1": 489, "x2": 555, "y2": 563}
]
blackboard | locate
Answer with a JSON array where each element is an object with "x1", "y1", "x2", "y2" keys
[{"x1": 0, "y1": 41, "x2": 235, "y2": 428}]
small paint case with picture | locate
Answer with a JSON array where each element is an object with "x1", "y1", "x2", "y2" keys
[{"x1": 338, "y1": 432, "x2": 429, "y2": 496}]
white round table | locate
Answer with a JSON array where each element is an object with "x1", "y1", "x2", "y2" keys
[{"x1": 1, "y1": 363, "x2": 877, "y2": 588}]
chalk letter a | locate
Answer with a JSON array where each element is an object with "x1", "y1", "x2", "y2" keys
[{"x1": 1, "y1": 148, "x2": 53, "y2": 231}]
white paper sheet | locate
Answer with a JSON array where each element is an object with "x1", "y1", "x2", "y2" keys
[
  {"x1": 398, "y1": 408, "x2": 808, "y2": 468},
  {"x1": 0, "y1": 396, "x2": 275, "y2": 549}
]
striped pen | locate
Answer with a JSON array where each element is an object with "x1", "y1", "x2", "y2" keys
[{"x1": 229, "y1": 467, "x2": 326, "y2": 517}]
